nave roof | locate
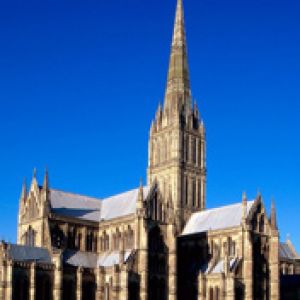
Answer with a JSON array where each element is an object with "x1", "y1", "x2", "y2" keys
[
  {"x1": 182, "y1": 200, "x2": 255, "y2": 235},
  {"x1": 50, "y1": 186, "x2": 150, "y2": 222}
]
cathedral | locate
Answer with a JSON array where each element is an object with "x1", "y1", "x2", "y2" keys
[{"x1": 0, "y1": 0, "x2": 299, "y2": 299}]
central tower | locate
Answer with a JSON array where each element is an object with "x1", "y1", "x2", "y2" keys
[{"x1": 147, "y1": 0, "x2": 206, "y2": 228}]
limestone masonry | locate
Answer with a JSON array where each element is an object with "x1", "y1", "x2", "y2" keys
[{"x1": 0, "y1": 0, "x2": 299, "y2": 299}]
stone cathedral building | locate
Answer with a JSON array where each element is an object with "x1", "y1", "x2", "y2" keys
[{"x1": 0, "y1": 0, "x2": 299, "y2": 300}]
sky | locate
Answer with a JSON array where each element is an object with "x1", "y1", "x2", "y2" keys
[{"x1": 0, "y1": 0, "x2": 299, "y2": 250}]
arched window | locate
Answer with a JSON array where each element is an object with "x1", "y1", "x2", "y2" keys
[
  {"x1": 104, "y1": 283, "x2": 110, "y2": 300},
  {"x1": 25, "y1": 226, "x2": 36, "y2": 247},
  {"x1": 209, "y1": 287, "x2": 214, "y2": 300},
  {"x1": 51, "y1": 225, "x2": 64, "y2": 249},
  {"x1": 126, "y1": 227, "x2": 134, "y2": 249},
  {"x1": 76, "y1": 233, "x2": 82, "y2": 250},
  {"x1": 68, "y1": 227, "x2": 76, "y2": 249},
  {"x1": 215, "y1": 287, "x2": 220, "y2": 300},
  {"x1": 259, "y1": 215, "x2": 265, "y2": 233},
  {"x1": 192, "y1": 179, "x2": 196, "y2": 207},
  {"x1": 86, "y1": 231, "x2": 94, "y2": 252},
  {"x1": 93, "y1": 235, "x2": 98, "y2": 252},
  {"x1": 185, "y1": 177, "x2": 189, "y2": 205}
]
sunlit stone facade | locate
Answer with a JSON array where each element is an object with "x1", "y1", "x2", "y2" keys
[{"x1": 0, "y1": 1, "x2": 299, "y2": 299}]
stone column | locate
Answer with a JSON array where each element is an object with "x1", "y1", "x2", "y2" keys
[
  {"x1": 119, "y1": 266, "x2": 128, "y2": 300},
  {"x1": 168, "y1": 223, "x2": 177, "y2": 300},
  {"x1": 5, "y1": 260, "x2": 13, "y2": 300},
  {"x1": 0, "y1": 258, "x2": 4, "y2": 299},
  {"x1": 225, "y1": 275, "x2": 235, "y2": 300},
  {"x1": 136, "y1": 216, "x2": 148, "y2": 300},
  {"x1": 76, "y1": 267, "x2": 83, "y2": 300},
  {"x1": 243, "y1": 229, "x2": 253, "y2": 300},
  {"x1": 29, "y1": 262, "x2": 36, "y2": 300},
  {"x1": 198, "y1": 272, "x2": 206, "y2": 299},
  {"x1": 112, "y1": 265, "x2": 120, "y2": 300},
  {"x1": 270, "y1": 231, "x2": 280, "y2": 300},
  {"x1": 96, "y1": 267, "x2": 105, "y2": 300},
  {"x1": 53, "y1": 254, "x2": 63, "y2": 300}
]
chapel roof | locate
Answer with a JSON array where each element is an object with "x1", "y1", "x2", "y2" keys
[
  {"x1": 5, "y1": 244, "x2": 52, "y2": 263},
  {"x1": 50, "y1": 186, "x2": 150, "y2": 222},
  {"x1": 182, "y1": 200, "x2": 255, "y2": 235}
]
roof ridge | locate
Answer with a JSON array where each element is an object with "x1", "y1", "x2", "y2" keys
[
  {"x1": 102, "y1": 185, "x2": 149, "y2": 202},
  {"x1": 50, "y1": 188, "x2": 102, "y2": 203},
  {"x1": 199, "y1": 199, "x2": 255, "y2": 214}
]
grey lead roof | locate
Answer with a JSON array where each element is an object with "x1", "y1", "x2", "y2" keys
[
  {"x1": 7, "y1": 244, "x2": 51, "y2": 263},
  {"x1": 63, "y1": 250, "x2": 133, "y2": 268},
  {"x1": 50, "y1": 186, "x2": 150, "y2": 222},
  {"x1": 280, "y1": 242, "x2": 299, "y2": 260},
  {"x1": 182, "y1": 200, "x2": 255, "y2": 235}
]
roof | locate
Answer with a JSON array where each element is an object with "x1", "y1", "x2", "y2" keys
[
  {"x1": 63, "y1": 249, "x2": 133, "y2": 268},
  {"x1": 7, "y1": 244, "x2": 51, "y2": 263},
  {"x1": 280, "y1": 242, "x2": 300, "y2": 260},
  {"x1": 50, "y1": 186, "x2": 150, "y2": 222},
  {"x1": 51, "y1": 189, "x2": 101, "y2": 222},
  {"x1": 182, "y1": 200, "x2": 255, "y2": 235}
]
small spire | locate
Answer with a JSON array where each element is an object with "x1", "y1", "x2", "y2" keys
[
  {"x1": 256, "y1": 189, "x2": 262, "y2": 201},
  {"x1": 271, "y1": 200, "x2": 277, "y2": 229},
  {"x1": 138, "y1": 178, "x2": 144, "y2": 203},
  {"x1": 242, "y1": 191, "x2": 247, "y2": 221},
  {"x1": 20, "y1": 178, "x2": 27, "y2": 201},
  {"x1": 43, "y1": 167, "x2": 49, "y2": 190},
  {"x1": 242, "y1": 191, "x2": 247, "y2": 203},
  {"x1": 33, "y1": 168, "x2": 37, "y2": 179}
]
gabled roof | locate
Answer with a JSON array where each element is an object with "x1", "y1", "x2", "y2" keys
[
  {"x1": 182, "y1": 200, "x2": 255, "y2": 235},
  {"x1": 50, "y1": 186, "x2": 150, "y2": 222},
  {"x1": 51, "y1": 189, "x2": 102, "y2": 222},
  {"x1": 280, "y1": 241, "x2": 300, "y2": 260},
  {"x1": 7, "y1": 244, "x2": 51, "y2": 263},
  {"x1": 63, "y1": 249, "x2": 133, "y2": 268}
]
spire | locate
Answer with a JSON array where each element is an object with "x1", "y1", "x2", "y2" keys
[
  {"x1": 242, "y1": 192, "x2": 247, "y2": 222},
  {"x1": 20, "y1": 178, "x2": 27, "y2": 201},
  {"x1": 138, "y1": 178, "x2": 144, "y2": 204},
  {"x1": 164, "y1": 0, "x2": 191, "y2": 114},
  {"x1": 271, "y1": 200, "x2": 277, "y2": 229},
  {"x1": 43, "y1": 167, "x2": 49, "y2": 190}
]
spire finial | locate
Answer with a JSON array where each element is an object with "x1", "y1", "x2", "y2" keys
[{"x1": 33, "y1": 168, "x2": 37, "y2": 179}]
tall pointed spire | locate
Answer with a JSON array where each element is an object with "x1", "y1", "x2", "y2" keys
[{"x1": 164, "y1": 0, "x2": 191, "y2": 114}]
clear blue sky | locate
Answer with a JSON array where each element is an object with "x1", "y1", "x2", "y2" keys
[{"x1": 0, "y1": 0, "x2": 299, "y2": 250}]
